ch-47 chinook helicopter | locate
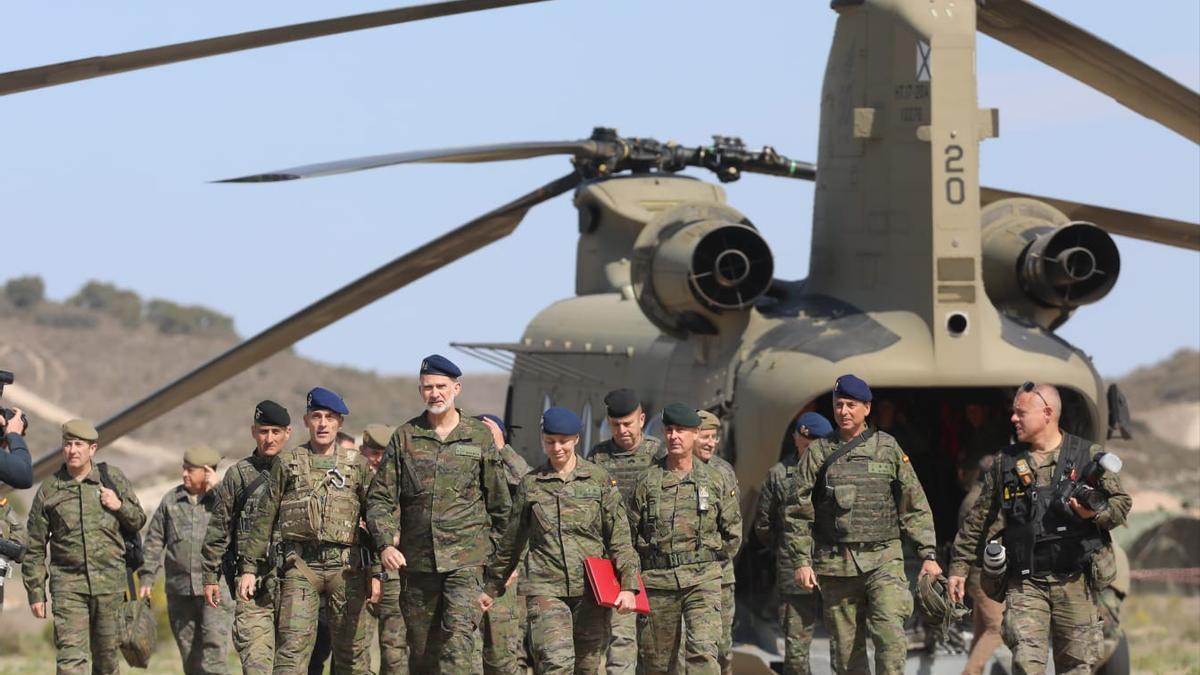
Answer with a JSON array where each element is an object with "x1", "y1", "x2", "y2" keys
[{"x1": 3, "y1": 0, "x2": 1197, "y2": 672}]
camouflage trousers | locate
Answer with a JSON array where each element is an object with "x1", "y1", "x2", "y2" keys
[
  {"x1": 605, "y1": 598, "x2": 638, "y2": 674},
  {"x1": 401, "y1": 567, "x2": 484, "y2": 674},
  {"x1": 477, "y1": 582, "x2": 528, "y2": 675},
  {"x1": 779, "y1": 592, "x2": 818, "y2": 675},
  {"x1": 166, "y1": 592, "x2": 234, "y2": 674},
  {"x1": 345, "y1": 568, "x2": 375, "y2": 674},
  {"x1": 274, "y1": 551, "x2": 363, "y2": 674},
  {"x1": 233, "y1": 582, "x2": 278, "y2": 675},
  {"x1": 522, "y1": 594, "x2": 611, "y2": 674},
  {"x1": 964, "y1": 567, "x2": 1004, "y2": 675},
  {"x1": 1002, "y1": 573, "x2": 1102, "y2": 675},
  {"x1": 819, "y1": 558, "x2": 912, "y2": 675},
  {"x1": 50, "y1": 590, "x2": 124, "y2": 675},
  {"x1": 717, "y1": 583, "x2": 734, "y2": 675},
  {"x1": 373, "y1": 574, "x2": 410, "y2": 675},
  {"x1": 637, "y1": 578, "x2": 722, "y2": 675}
]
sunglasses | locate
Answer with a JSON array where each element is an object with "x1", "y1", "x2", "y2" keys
[{"x1": 1021, "y1": 381, "x2": 1050, "y2": 409}]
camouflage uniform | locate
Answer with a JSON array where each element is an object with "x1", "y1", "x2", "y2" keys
[
  {"x1": 376, "y1": 571, "x2": 410, "y2": 675},
  {"x1": 1, "y1": 494, "x2": 26, "y2": 593},
  {"x1": 589, "y1": 434, "x2": 661, "y2": 675},
  {"x1": 201, "y1": 450, "x2": 279, "y2": 675},
  {"x1": 24, "y1": 463, "x2": 147, "y2": 675},
  {"x1": 365, "y1": 411, "x2": 512, "y2": 675},
  {"x1": 142, "y1": 485, "x2": 234, "y2": 674},
  {"x1": 477, "y1": 444, "x2": 532, "y2": 675},
  {"x1": 345, "y1": 523, "x2": 382, "y2": 674},
  {"x1": 241, "y1": 442, "x2": 373, "y2": 674},
  {"x1": 630, "y1": 458, "x2": 741, "y2": 675},
  {"x1": 951, "y1": 436, "x2": 1131, "y2": 675},
  {"x1": 484, "y1": 457, "x2": 639, "y2": 674},
  {"x1": 698, "y1": 454, "x2": 739, "y2": 675},
  {"x1": 784, "y1": 429, "x2": 936, "y2": 675}
]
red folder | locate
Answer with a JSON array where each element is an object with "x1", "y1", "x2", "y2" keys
[{"x1": 584, "y1": 556, "x2": 650, "y2": 614}]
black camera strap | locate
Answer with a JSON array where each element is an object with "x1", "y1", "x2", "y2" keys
[{"x1": 98, "y1": 462, "x2": 145, "y2": 571}]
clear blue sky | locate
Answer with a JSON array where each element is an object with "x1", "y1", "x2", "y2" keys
[{"x1": 3, "y1": 1, "x2": 1197, "y2": 380}]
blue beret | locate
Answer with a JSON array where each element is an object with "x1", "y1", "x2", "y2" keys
[
  {"x1": 420, "y1": 354, "x2": 462, "y2": 378},
  {"x1": 661, "y1": 402, "x2": 702, "y2": 428},
  {"x1": 306, "y1": 387, "x2": 349, "y2": 415},
  {"x1": 476, "y1": 414, "x2": 506, "y2": 434},
  {"x1": 795, "y1": 412, "x2": 833, "y2": 439},
  {"x1": 833, "y1": 374, "x2": 873, "y2": 402},
  {"x1": 541, "y1": 407, "x2": 582, "y2": 435}
]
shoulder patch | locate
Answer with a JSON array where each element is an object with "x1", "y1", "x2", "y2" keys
[{"x1": 455, "y1": 445, "x2": 482, "y2": 459}]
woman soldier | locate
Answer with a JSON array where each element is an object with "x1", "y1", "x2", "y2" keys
[{"x1": 479, "y1": 406, "x2": 641, "y2": 674}]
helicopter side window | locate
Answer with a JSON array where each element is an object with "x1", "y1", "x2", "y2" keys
[{"x1": 581, "y1": 400, "x2": 594, "y2": 453}]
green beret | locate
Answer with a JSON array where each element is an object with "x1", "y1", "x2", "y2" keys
[
  {"x1": 62, "y1": 418, "x2": 99, "y2": 442},
  {"x1": 183, "y1": 444, "x2": 222, "y2": 468},
  {"x1": 362, "y1": 424, "x2": 395, "y2": 449},
  {"x1": 661, "y1": 403, "x2": 701, "y2": 428},
  {"x1": 697, "y1": 410, "x2": 721, "y2": 431}
]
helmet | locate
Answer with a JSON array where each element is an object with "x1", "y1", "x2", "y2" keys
[{"x1": 914, "y1": 574, "x2": 969, "y2": 636}]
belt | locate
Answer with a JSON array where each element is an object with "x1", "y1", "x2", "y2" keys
[
  {"x1": 640, "y1": 549, "x2": 725, "y2": 570},
  {"x1": 283, "y1": 541, "x2": 350, "y2": 563}
]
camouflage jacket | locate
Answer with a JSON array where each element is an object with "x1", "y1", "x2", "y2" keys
[
  {"x1": 630, "y1": 458, "x2": 741, "y2": 590},
  {"x1": 23, "y1": 463, "x2": 146, "y2": 602},
  {"x1": 1, "y1": 496, "x2": 25, "y2": 548},
  {"x1": 366, "y1": 411, "x2": 511, "y2": 573},
  {"x1": 950, "y1": 440, "x2": 1131, "y2": 578},
  {"x1": 756, "y1": 451, "x2": 810, "y2": 595},
  {"x1": 241, "y1": 442, "x2": 372, "y2": 571},
  {"x1": 498, "y1": 443, "x2": 532, "y2": 493},
  {"x1": 200, "y1": 450, "x2": 276, "y2": 585},
  {"x1": 701, "y1": 454, "x2": 739, "y2": 585},
  {"x1": 589, "y1": 435, "x2": 663, "y2": 500},
  {"x1": 783, "y1": 430, "x2": 935, "y2": 577},
  {"x1": 484, "y1": 458, "x2": 639, "y2": 599},
  {"x1": 141, "y1": 485, "x2": 219, "y2": 596}
]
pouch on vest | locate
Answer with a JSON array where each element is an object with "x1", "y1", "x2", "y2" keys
[
  {"x1": 1088, "y1": 543, "x2": 1118, "y2": 591},
  {"x1": 831, "y1": 484, "x2": 856, "y2": 536}
]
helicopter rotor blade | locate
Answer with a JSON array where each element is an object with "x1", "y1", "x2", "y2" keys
[
  {"x1": 219, "y1": 140, "x2": 598, "y2": 182},
  {"x1": 0, "y1": 0, "x2": 547, "y2": 97},
  {"x1": 981, "y1": 186, "x2": 1200, "y2": 251},
  {"x1": 976, "y1": 0, "x2": 1200, "y2": 143},
  {"x1": 19, "y1": 171, "x2": 580, "y2": 487}
]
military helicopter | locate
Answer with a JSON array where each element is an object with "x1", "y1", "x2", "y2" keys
[{"x1": 3, "y1": 0, "x2": 1198, "y2": 672}]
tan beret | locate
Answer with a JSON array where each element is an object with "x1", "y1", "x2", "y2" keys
[
  {"x1": 697, "y1": 410, "x2": 722, "y2": 431},
  {"x1": 362, "y1": 424, "x2": 395, "y2": 449},
  {"x1": 61, "y1": 418, "x2": 99, "y2": 442},
  {"x1": 183, "y1": 444, "x2": 222, "y2": 468}
]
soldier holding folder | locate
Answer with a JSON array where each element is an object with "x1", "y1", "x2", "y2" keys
[{"x1": 480, "y1": 406, "x2": 640, "y2": 674}]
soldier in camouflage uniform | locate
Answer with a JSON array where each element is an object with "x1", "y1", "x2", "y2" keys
[
  {"x1": 141, "y1": 445, "x2": 233, "y2": 674},
  {"x1": 692, "y1": 410, "x2": 739, "y2": 675},
  {"x1": 588, "y1": 388, "x2": 661, "y2": 675},
  {"x1": 475, "y1": 414, "x2": 532, "y2": 675},
  {"x1": 201, "y1": 400, "x2": 292, "y2": 675},
  {"x1": 784, "y1": 375, "x2": 940, "y2": 675},
  {"x1": 24, "y1": 419, "x2": 148, "y2": 675},
  {"x1": 0, "y1": 493, "x2": 26, "y2": 592},
  {"x1": 480, "y1": 407, "x2": 641, "y2": 674},
  {"x1": 366, "y1": 355, "x2": 512, "y2": 674},
  {"x1": 949, "y1": 382, "x2": 1131, "y2": 675},
  {"x1": 756, "y1": 413, "x2": 829, "y2": 675},
  {"x1": 630, "y1": 403, "x2": 741, "y2": 675},
  {"x1": 240, "y1": 387, "x2": 374, "y2": 674},
  {"x1": 345, "y1": 424, "x2": 404, "y2": 675}
]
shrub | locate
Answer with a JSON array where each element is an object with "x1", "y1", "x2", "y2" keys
[{"x1": 4, "y1": 275, "x2": 45, "y2": 309}]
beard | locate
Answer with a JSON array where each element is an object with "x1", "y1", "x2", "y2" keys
[{"x1": 426, "y1": 402, "x2": 451, "y2": 414}]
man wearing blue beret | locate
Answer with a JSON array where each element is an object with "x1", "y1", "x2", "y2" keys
[
  {"x1": 239, "y1": 387, "x2": 375, "y2": 673},
  {"x1": 366, "y1": 355, "x2": 512, "y2": 674},
  {"x1": 783, "y1": 375, "x2": 939, "y2": 675}
]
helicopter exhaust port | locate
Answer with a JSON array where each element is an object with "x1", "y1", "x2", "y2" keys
[
  {"x1": 631, "y1": 203, "x2": 774, "y2": 338},
  {"x1": 982, "y1": 198, "x2": 1122, "y2": 330}
]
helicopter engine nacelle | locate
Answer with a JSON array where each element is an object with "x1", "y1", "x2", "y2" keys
[
  {"x1": 982, "y1": 198, "x2": 1121, "y2": 330},
  {"x1": 631, "y1": 203, "x2": 774, "y2": 338}
]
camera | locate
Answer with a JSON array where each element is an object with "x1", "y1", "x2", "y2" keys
[
  {"x1": 0, "y1": 536, "x2": 27, "y2": 609},
  {"x1": 1055, "y1": 452, "x2": 1122, "y2": 516},
  {"x1": 0, "y1": 370, "x2": 27, "y2": 436}
]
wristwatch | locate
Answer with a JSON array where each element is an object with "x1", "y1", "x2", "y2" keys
[{"x1": 923, "y1": 552, "x2": 937, "y2": 562}]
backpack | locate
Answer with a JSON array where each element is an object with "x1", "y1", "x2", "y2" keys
[{"x1": 97, "y1": 463, "x2": 145, "y2": 571}]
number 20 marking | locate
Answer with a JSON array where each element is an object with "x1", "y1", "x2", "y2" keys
[{"x1": 944, "y1": 144, "x2": 965, "y2": 205}]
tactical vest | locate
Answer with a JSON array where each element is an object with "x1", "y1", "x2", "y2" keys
[
  {"x1": 814, "y1": 434, "x2": 902, "y2": 544},
  {"x1": 277, "y1": 447, "x2": 363, "y2": 546},
  {"x1": 235, "y1": 465, "x2": 273, "y2": 545},
  {"x1": 997, "y1": 434, "x2": 1107, "y2": 578},
  {"x1": 592, "y1": 437, "x2": 660, "y2": 499},
  {"x1": 640, "y1": 462, "x2": 725, "y2": 569}
]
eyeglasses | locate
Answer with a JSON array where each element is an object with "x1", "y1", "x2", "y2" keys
[{"x1": 1021, "y1": 381, "x2": 1050, "y2": 409}]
